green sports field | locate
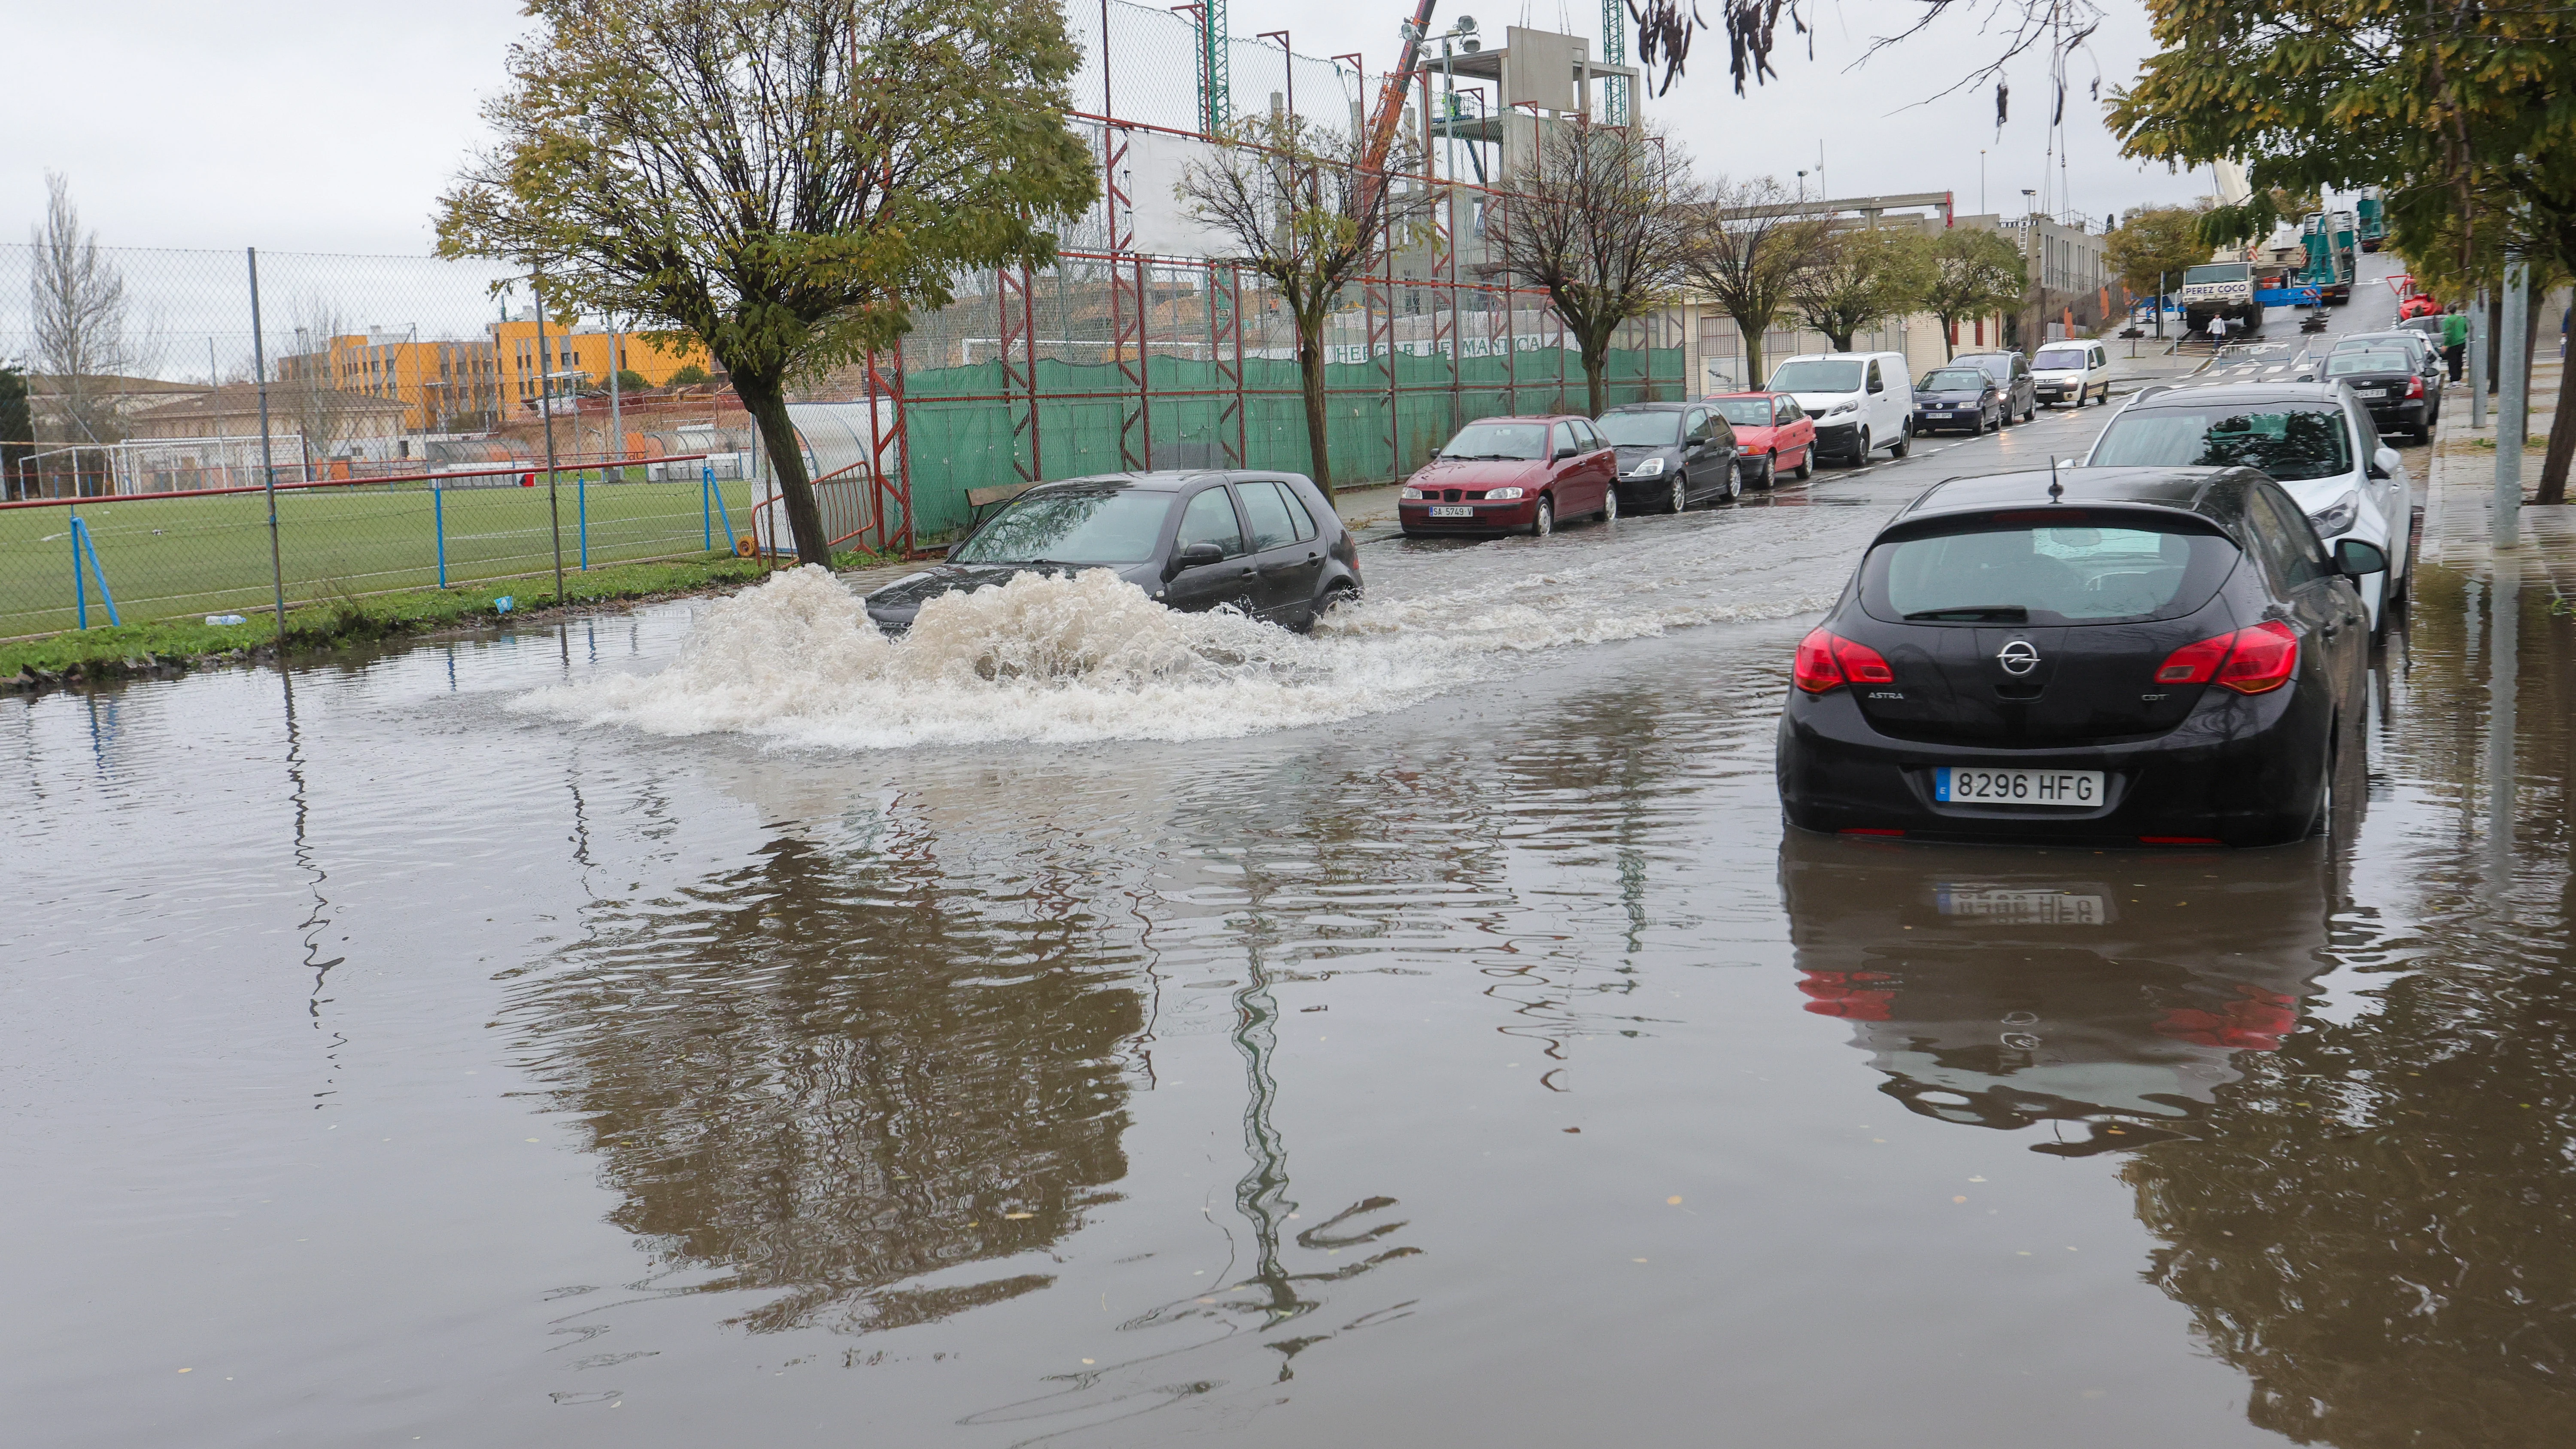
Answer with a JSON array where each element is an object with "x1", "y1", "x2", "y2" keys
[{"x1": 0, "y1": 476, "x2": 761, "y2": 638}]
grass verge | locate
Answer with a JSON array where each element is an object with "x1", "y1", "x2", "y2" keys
[{"x1": 0, "y1": 551, "x2": 855, "y2": 693}]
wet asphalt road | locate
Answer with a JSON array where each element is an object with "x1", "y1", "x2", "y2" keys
[{"x1": 7, "y1": 269, "x2": 2571, "y2": 1448}]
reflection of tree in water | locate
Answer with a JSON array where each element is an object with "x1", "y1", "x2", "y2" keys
[
  {"x1": 503, "y1": 827, "x2": 1143, "y2": 1336},
  {"x1": 2122, "y1": 567, "x2": 2576, "y2": 1445},
  {"x1": 2123, "y1": 956, "x2": 2576, "y2": 1445}
]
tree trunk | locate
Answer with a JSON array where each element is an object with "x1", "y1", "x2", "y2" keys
[
  {"x1": 2538, "y1": 361, "x2": 2574, "y2": 504},
  {"x1": 1296, "y1": 322, "x2": 1334, "y2": 495},
  {"x1": 1826, "y1": 325, "x2": 1856, "y2": 353},
  {"x1": 735, "y1": 373, "x2": 831, "y2": 566},
  {"x1": 1582, "y1": 326, "x2": 1613, "y2": 419},
  {"x1": 1735, "y1": 311, "x2": 1769, "y2": 391},
  {"x1": 2487, "y1": 291, "x2": 2503, "y2": 394},
  {"x1": 1937, "y1": 316, "x2": 1957, "y2": 361}
]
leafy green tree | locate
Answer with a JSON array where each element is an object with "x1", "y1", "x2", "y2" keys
[
  {"x1": 2111, "y1": 0, "x2": 2576, "y2": 497},
  {"x1": 1792, "y1": 228, "x2": 1935, "y2": 353},
  {"x1": 1484, "y1": 123, "x2": 1700, "y2": 419},
  {"x1": 1176, "y1": 114, "x2": 1425, "y2": 493},
  {"x1": 1922, "y1": 228, "x2": 2027, "y2": 360},
  {"x1": 2105, "y1": 204, "x2": 2211, "y2": 300},
  {"x1": 435, "y1": 0, "x2": 1098, "y2": 565}
]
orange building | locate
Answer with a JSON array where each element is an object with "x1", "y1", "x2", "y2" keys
[
  {"x1": 489, "y1": 319, "x2": 715, "y2": 418},
  {"x1": 276, "y1": 330, "x2": 502, "y2": 432}
]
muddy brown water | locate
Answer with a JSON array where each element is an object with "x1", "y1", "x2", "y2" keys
[{"x1": 6, "y1": 445, "x2": 2573, "y2": 1446}]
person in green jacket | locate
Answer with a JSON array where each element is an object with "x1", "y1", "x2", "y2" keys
[{"x1": 2442, "y1": 306, "x2": 2469, "y2": 383}]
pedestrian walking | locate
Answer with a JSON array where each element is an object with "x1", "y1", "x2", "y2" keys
[
  {"x1": 2442, "y1": 304, "x2": 2467, "y2": 382},
  {"x1": 2208, "y1": 314, "x2": 2229, "y2": 345}
]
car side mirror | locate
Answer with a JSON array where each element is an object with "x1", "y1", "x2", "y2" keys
[
  {"x1": 2369, "y1": 446, "x2": 2401, "y2": 480},
  {"x1": 1554, "y1": 446, "x2": 1577, "y2": 461},
  {"x1": 2336, "y1": 538, "x2": 2388, "y2": 577},
  {"x1": 1168, "y1": 541, "x2": 1224, "y2": 577}
]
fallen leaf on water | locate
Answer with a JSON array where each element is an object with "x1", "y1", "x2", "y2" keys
[
  {"x1": 1631, "y1": 1258, "x2": 1649, "y2": 1264},
  {"x1": 1968, "y1": 1175, "x2": 1987, "y2": 1182},
  {"x1": 1666, "y1": 1196, "x2": 1683, "y2": 1206},
  {"x1": 1953, "y1": 1196, "x2": 1968, "y2": 1204},
  {"x1": 1005, "y1": 1212, "x2": 1034, "y2": 1220}
]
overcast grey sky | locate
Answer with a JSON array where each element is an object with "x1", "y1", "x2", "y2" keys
[{"x1": 9, "y1": 0, "x2": 2218, "y2": 256}]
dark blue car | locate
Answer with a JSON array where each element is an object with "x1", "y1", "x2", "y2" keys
[{"x1": 1911, "y1": 365, "x2": 2007, "y2": 435}]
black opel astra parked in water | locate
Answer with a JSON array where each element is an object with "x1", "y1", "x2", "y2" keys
[{"x1": 1776, "y1": 466, "x2": 2387, "y2": 847}]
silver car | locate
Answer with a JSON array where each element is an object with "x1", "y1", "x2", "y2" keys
[{"x1": 2081, "y1": 380, "x2": 2412, "y2": 638}]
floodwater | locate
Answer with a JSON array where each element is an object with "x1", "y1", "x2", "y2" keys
[{"x1": 8, "y1": 437, "x2": 2575, "y2": 1447}]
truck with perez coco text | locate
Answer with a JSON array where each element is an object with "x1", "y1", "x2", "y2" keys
[{"x1": 2179, "y1": 260, "x2": 2263, "y2": 335}]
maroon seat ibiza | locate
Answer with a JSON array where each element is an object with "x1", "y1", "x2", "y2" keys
[{"x1": 1397, "y1": 414, "x2": 1618, "y2": 538}]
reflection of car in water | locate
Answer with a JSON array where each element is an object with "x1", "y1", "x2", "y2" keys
[{"x1": 1779, "y1": 831, "x2": 2334, "y2": 1154}]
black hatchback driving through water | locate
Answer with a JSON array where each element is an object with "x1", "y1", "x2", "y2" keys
[
  {"x1": 1776, "y1": 466, "x2": 2387, "y2": 848},
  {"x1": 863, "y1": 471, "x2": 1362, "y2": 633}
]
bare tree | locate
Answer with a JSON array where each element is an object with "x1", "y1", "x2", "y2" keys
[
  {"x1": 1791, "y1": 227, "x2": 1937, "y2": 353},
  {"x1": 1177, "y1": 114, "x2": 1425, "y2": 495},
  {"x1": 1684, "y1": 176, "x2": 1829, "y2": 389},
  {"x1": 1485, "y1": 122, "x2": 1699, "y2": 418},
  {"x1": 30, "y1": 173, "x2": 140, "y2": 473},
  {"x1": 282, "y1": 298, "x2": 355, "y2": 477}
]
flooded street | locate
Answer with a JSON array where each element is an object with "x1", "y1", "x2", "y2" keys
[{"x1": 9, "y1": 398, "x2": 2575, "y2": 1446}]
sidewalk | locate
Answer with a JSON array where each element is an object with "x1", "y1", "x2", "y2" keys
[{"x1": 2419, "y1": 351, "x2": 2573, "y2": 591}]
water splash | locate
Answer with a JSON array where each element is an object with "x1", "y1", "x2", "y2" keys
[{"x1": 520, "y1": 556, "x2": 1832, "y2": 750}]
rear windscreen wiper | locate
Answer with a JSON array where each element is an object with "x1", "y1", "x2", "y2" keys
[{"x1": 1905, "y1": 605, "x2": 2030, "y2": 622}]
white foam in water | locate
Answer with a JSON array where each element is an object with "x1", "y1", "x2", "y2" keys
[{"x1": 521, "y1": 541, "x2": 1835, "y2": 750}]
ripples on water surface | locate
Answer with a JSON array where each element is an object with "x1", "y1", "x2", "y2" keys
[{"x1": 4, "y1": 501, "x2": 2572, "y2": 1448}]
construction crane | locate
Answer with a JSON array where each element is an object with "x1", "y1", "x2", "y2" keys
[{"x1": 1361, "y1": 0, "x2": 1441, "y2": 180}]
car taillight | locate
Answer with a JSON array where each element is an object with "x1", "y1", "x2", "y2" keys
[
  {"x1": 1793, "y1": 628, "x2": 1844, "y2": 693},
  {"x1": 1833, "y1": 635, "x2": 1894, "y2": 684},
  {"x1": 1793, "y1": 629, "x2": 1894, "y2": 693},
  {"x1": 2406, "y1": 374, "x2": 2424, "y2": 399},
  {"x1": 2217, "y1": 621, "x2": 2299, "y2": 693},
  {"x1": 2153, "y1": 634, "x2": 2233, "y2": 683}
]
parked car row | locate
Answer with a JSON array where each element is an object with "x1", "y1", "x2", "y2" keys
[{"x1": 1396, "y1": 392, "x2": 1824, "y2": 537}]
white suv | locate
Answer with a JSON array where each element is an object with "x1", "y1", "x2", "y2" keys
[
  {"x1": 2082, "y1": 380, "x2": 2413, "y2": 636},
  {"x1": 2031, "y1": 339, "x2": 2112, "y2": 408}
]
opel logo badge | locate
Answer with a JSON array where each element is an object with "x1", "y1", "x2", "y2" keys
[{"x1": 1997, "y1": 639, "x2": 2041, "y2": 676}]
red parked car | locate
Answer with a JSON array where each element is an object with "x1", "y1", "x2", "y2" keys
[
  {"x1": 1702, "y1": 392, "x2": 1817, "y2": 487},
  {"x1": 1397, "y1": 414, "x2": 1619, "y2": 537}
]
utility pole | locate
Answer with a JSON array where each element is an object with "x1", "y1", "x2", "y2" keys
[
  {"x1": 534, "y1": 273, "x2": 568, "y2": 604},
  {"x1": 2494, "y1": 257, "x2": 2530, "y2": 549},
  {"x1": 246, "y1": 248, "x2": 288, "y2": 649}
]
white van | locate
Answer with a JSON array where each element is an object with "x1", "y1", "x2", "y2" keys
[
  {"x1": 2030, "y1": 339, "x2": 2112, "y2": 407},
  {"x1": 1766, "y1": 352, "x2": 1914, "y2": 465}
]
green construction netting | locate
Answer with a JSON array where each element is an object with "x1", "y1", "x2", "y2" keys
[{"x1": 896, "y1": 346, "x2": 1683, "y2": 537}]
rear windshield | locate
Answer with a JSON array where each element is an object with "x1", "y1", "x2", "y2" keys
[
  {"x1": 1860, "y1": 515, "x2": 2240, "y2": 627},
  {"x1": 2326, "y1": 351, "x2": 2410, "y2": 377},
  {"x1": 2087, "y1": 404, "x2": 2353, "y2": 482},
  {"x1": 1769, "y1": 360, "x2": 1863, "y2": 393},
  {"x1": 1708, "y1": 397, "x2": 1773, "y2": 426},
  {"x1": 1596, "y1": 410, "x2": 1682, "y2": 445}
]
